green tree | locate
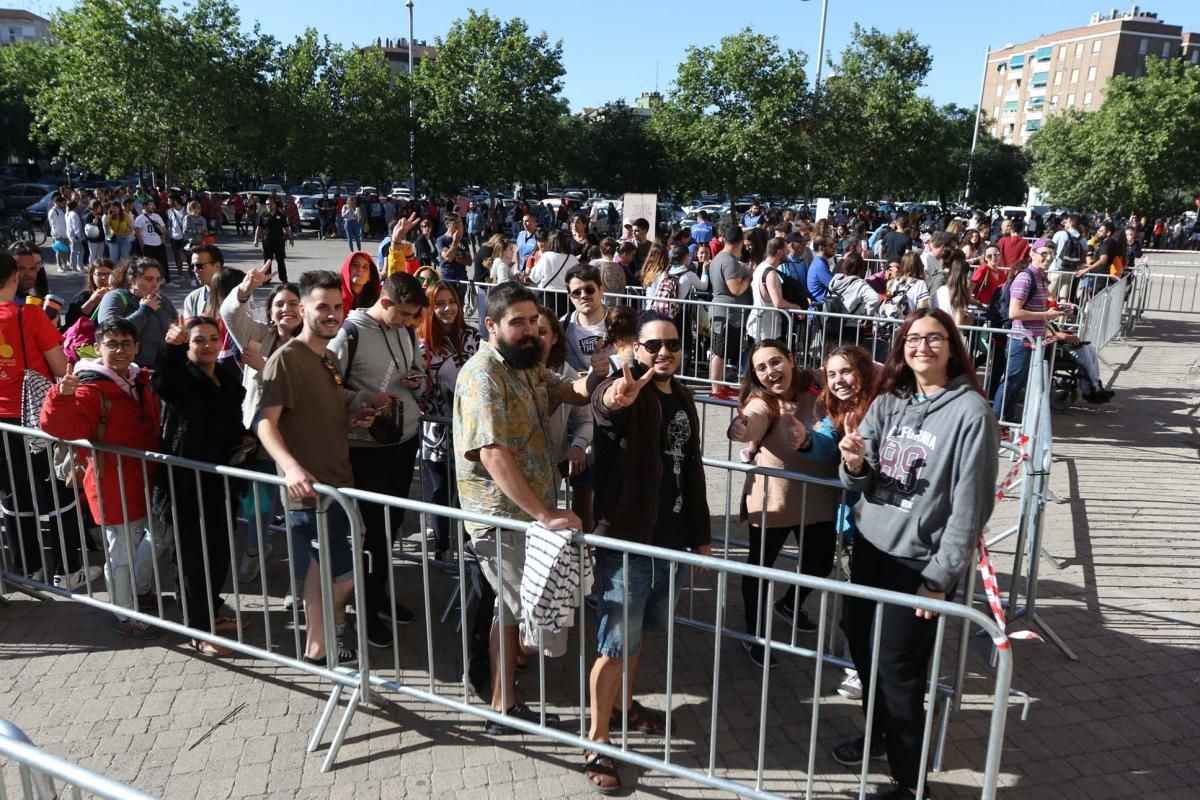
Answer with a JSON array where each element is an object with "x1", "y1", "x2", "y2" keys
[
  {"x1": 411, "y1": 10, "x2": 567, "y2": 194},
  {"x1": 1030, "y1": 57, "x2": 1200, "y2": 213},
  {"x1": 0, "y1": 42, "x2": 56, "y2": 169},
  {"x1": 21, "y1": 0, "x2": 269, "y2": 186},
  {"x1": 260, "y1": 30, "x2": 337, "y2": 182},
  {"x1": 817, "y1": 25, "x2": 935, "y2": 201},
  {"x1": 326, "y1": 46, "x2": 410, "y2": 185},
  {"x1": 651, "y1": 29, "x2": 808, "y2": 201},
  {"x1": 914, "y1": 103, "x2": 1030, "y2": 208},
  {"x1": 560, "y1": 102, "x2": 666, "y2": 195}
]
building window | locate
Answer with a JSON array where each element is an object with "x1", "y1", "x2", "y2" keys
[
  {"x1": 1083, "y1": 91, "x2": 1093, "y2": 107},
  {"x1": 1010, "y1": 54, "x2": 1026, "y2": 69},
  {"x1": 1027, "y1": 96, "x2": 1045, "y2": 112},
  {"x1": 996, "y1": 61, "x2": 1007, "y2": 73},
  {"x1": 1026, "y1": 119, "x2": 1042, "y2": 132},
  {"x1": 1092, "y1": 39, "x2": 1102, "y2": 54},
  {"x1": 1070, "y1": 68, "x2": 1079, "y2": 83},
  {"x1": 1075, "y1": 42, "x2": 1084, "y2": 58},
  {"x1": 1139, "y1": 38, "x2": 1149, "y2": 55},
  {"x1": 1067, "y1": 93, "x2": 1076, "y2": 107},
  {"x1": 1004, "y1": 100, "x2": 1018, "y2": 114},
  {"x1": 1051, "y1": 95, "x2": 1060, "y2": 110},
  {"x1": 1134, "y1": 65, "x2": 1144, "y2": 78},
  {"x1": 1087, "y1": 66, "x2": 1096, "y2": 82},
  {"x1": 996, "y1": 83, "x2": 1003, "y2": 97},
  {"x1": 1192, "y1": 50, "x2": 1199, "y2": 64},
  {"x1": 1032, "y1": 71, "x2": 1049, "y2": 88},
  {"x1": 1162, "y1": 41, "x2": 1172, "y2": 58},
  {"x1": 1054, "y1": 70, "x2": 1063, "y2": 85},
  {"x1": 1035, "y1": 46, "x2": 1053, "y2": 61},
  {"x1": 1059, "y1": 45, "x2": 1067, "y2": 60},
  {"x1": 993, "y1": 105, "x2": 1000, "y2": 121},
  {"x1": 1011, "y1": 78, "x2": 1022, "y2": 89}
]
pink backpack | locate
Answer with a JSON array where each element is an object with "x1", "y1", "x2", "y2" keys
[{"x1": 62, "y1": 316, "x2": 97, "y2": 365}]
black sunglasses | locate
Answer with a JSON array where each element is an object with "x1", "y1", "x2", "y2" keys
[
  {"x1": 569, "y1": 286, "x2": 597, "y2": 298},
  {"x1": 638, "y1": 338, "x2": 682, "y2": 354}
]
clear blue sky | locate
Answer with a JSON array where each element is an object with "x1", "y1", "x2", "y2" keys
[{"x1": 19, "y1": 0, "x2": 1200, "y2": 111}]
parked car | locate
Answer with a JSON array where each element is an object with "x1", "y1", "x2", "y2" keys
[
  {"x1": 24, "y1": 190, "x2": 58, "y2": 226},
  {"x1": 260, "y1": 183, "x2": 285, "y2": 194},
  {"x1": 296, "y1": 195, "x2": 322, "y2": 229},
  {"x1": 0, "y1": 182, "x2": 55, "y2": 217}
]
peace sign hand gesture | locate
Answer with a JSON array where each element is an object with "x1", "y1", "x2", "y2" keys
[
  {"x1": 838, "y1": 411, "x2": 868, "y2": 474},
  {"x1": 391, "y1": 213, "x2": 419, "y2": 243},
  {"x1": 603, "y1": 362, "x2": 655, "y2": 410},
  {"x1": 238, "y1": 260, "x2": 275, "y2": 300}
]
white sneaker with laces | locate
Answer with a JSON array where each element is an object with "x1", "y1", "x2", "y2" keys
[
  {"x1": 838, "y1": 670, "x2": 863, "y2": 700},
  {"x1": 53, "y1": 566, "x2": 103, "y2": 591}
]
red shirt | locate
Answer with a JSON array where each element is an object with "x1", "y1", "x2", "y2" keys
[
  {"x1": 970, "y1": 264, "x2": 1008, "y2": 304},
  {"x1": 0, "y1": 303, "x2": 62, "y2": 418},
  {"x1": 996, "y1": 234, "x2": 1029, "y2": 268}
]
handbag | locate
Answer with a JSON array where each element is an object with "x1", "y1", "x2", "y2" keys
[
  {"x1": 17, "y1": 307, "x2": 54, "y2": 454},
  {"x1": 463, "y1": 279, "x2": 479, "y2": 320}
]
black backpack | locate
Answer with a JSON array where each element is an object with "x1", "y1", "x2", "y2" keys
[
  {"x1": 1059, "y1": 234, "x2": 1083, "y2": 269},
  {"x1": 764, "y1": 265, "x2": 809, "y2": 308},
  {"x1": 987, "y1": 267, "x2": 1036, "y2": 329}
]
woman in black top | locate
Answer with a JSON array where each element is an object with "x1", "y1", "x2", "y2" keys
[
  {"x1": 568, "y1": 213, "x2": 598, "y2": 258},
  {"x1": 253, "y1": 197, "x2": 294, "y2": 283},
  {"x1": 152, "y1": 315, "x2": 249, "y2": 656},
  {"x1": 63, "y1": 258, "x2": 114, "y2": 329}
]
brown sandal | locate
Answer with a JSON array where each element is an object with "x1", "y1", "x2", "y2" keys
[
  {"x1": 609, "y1": 699, "x2": 667, "y2": 735},
  {"x1": 189, "y1": 639, "x2": 233, "y2": 657},
  {"x1": 583, "y1": 752, "x2": 621, "y2": 794}
]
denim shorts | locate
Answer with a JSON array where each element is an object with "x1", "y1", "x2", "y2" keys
[
  {"x1": 594, "y1": 550, "x2": 679, "y2": 659},
  {"x1": 288, "y1": 501, "x2": 354, "y2": 583}
]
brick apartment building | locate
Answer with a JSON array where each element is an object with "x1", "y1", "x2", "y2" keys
[{"x1": 983, "y1": 5, "x2": 1200, "y2": 146}]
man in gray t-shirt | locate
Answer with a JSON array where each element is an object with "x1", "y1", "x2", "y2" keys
[{"x1": 707, "y1": 224, "x2": 751, "y2": 397}]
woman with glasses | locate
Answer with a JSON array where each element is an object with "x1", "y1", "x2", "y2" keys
[
  {"x1": 726, "y1": 339, "x2": 840, "y2": 668},
  {"x1": 834, "y1": 308, "x2": 999, "y2": 800},
  {"x1": 970, "y1": 245, "x2": 1007, "y2": 306}
]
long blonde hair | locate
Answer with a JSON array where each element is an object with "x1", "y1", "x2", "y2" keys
[{"x1": 639, "y1": 242, "x2": 667, "y2": 289}]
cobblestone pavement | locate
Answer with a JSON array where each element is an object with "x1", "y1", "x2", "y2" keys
[{"x1": 1, "y1": 237, "x2": 1197, "y2": 798}]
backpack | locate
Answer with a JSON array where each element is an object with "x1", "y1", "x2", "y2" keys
[
  {"x1": 62, "y1": 316, "x2": 98, "y2": 365},
  {"x1": 822, "y1": 276, "x2": 862, "y2": 318},
  {"x1": 765, "y1": 266, "x2": 808, "y2": 308},
  {"x1": 651, "y1": 272, "x2": 683, "y2": 318},
  {"x1": 987, "y1": 267, "x2": 1037, "y2": 329},
  {"x1": 877, "y1": 282, "x2": 917, "y2": 323},
  {"x1": 1060, "y1": 234, "x2": 1083, "y2": 269}
]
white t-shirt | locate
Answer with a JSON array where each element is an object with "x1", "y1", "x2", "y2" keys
[
  {"x1": 530, "y1": 252, "x2": 578, "y2": 292},
  {"x1": 920, "y1": 251, "x2": 941, "y2": 280},
  {"x1": 134, "y1": 212, "x2": 165, "y2": 247},
  {"x1": 563, "y1": 310, "x2": 608, "y2": 373},
  {"x1": 748, "y1": 260, "x2": 787, "y2": 341}
]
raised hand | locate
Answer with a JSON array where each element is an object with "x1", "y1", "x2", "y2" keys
[
  {"x1": 89, "y1": 285, "x2": 110, "y2": 302},
  {"x1": 59, "y1": 363, "x2": 80, "y2": 397},
  {"x1": 838, "y1": 411, "x2": 867, "y2": 473},
  {"x1": 391, "y1": 213, "x2": 420, "y2": 243},
  {"x1": 786, "y1": 415, "x2": 812, "y2": 451},
  {"x1": 164, "y1": 313, "x2": 188, "y2": 346},
  {"x1": 589, "y1": 348, "x2": 611, "y2": 377},
  {"x1": 238, "y1": 260, "x2": 275, "y2": 299},
  {"x1": 727, "y1": 408, "x2": 750, "y2": 441},
  {"x1": 604, "y1": 362, "x2": 655, "y2": 410},
  {"x1": 140, "y1": 292, "x2": 161, "y2": 311}
]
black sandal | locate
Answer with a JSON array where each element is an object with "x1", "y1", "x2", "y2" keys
[
  {"x1": 609, "y1": 699, "x2": 667, "y2": 735},
  {"x1": 583, "y1": 752, "x2": 621, "y2": 794}
]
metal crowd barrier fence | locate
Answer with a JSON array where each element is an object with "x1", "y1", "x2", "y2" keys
[
  {"x1": 1076, "y1": 274, "x2": 1130, "y2": 351},
  {"x1": 0, "y1": 719, "x2": 155, "y2": 800},
  {"x1": 0, "y1": 419, "x2": 1019, "y2": 798},
  {"x1": 1130, "y1": 257, "x2": 1200, "y2": 315}
]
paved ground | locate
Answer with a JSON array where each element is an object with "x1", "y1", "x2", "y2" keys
[{"x1": 1, "y1": 235, "x2": 1197, "y2": 798}]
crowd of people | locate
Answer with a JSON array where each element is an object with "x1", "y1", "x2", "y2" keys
[{"x1": 0, "y1": 187, "x2": 1138, "y2": 798}]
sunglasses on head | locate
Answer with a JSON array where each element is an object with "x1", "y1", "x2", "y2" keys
[{"x1": 638, "y1": 338, "x2": 682, "y2": 354}]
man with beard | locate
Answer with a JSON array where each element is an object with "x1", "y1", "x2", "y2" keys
[
  {"x1": 10, "y1": 242, "x2": 46, "y2": 304},
  {"x1": 583, "y1": 310, "x2": 712, "y2": 793},
  {"x1": 453, "y1": 280, "x2": 604, "y2": 732},
  {"x1": 255, "y1": 270, "x2": 389, "y2": 667}
]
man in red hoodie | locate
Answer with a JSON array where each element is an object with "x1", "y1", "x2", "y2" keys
[{"x1": 41, "y1": 318, "x2": 164, "y2": 639}]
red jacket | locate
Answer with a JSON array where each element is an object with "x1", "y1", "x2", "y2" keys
[{"x1": 40, "y1": 366, "x2": 161, "y2": 525}]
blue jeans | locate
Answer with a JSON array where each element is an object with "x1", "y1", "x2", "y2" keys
[
  {"x1": 992, "y1": 336, "x2": 1032, "y2": 423},
  {"x1": 345, "y1": 219, "x2": 362, "y2": 251},
  {"x1": 287, "y1": 501, "x2": 354, "y2": 582},
  {"x1": 107, "y1": 237, "x2": 133, "y2": 262},
  {"x1": 594, "y1": 550, "x2": 679, "y2": 658}
]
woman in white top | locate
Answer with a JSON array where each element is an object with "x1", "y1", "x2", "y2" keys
[
  {"x1": 530, "y1": 230, "x2": 578, "y2": 315},
  {"x1": 748, "y1": 238, "x2": 804, "y2": 342},
  {"x1": 933, "y1": 250, "x2": 975, "y2": 327},
  {"x1": 890, "y1": 252, "x2": 931, "y2": 310},
  {"x1": 537, "y1": 306, "x2": 595, "y2": 531}
]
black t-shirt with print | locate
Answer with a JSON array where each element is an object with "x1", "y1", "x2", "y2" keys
[
  {"x1": 652, "y1": 385, "x2": 692, "y2": 551},
  {"x1": 258, "y1": 210, "x2": 289, "y2": 240}
]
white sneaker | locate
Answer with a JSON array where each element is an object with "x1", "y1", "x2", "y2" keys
[
  {"x1": 237, "y1": 543, "x2": 272, "y2": 583},
  {"x1": 53, "y1": 565, "x2": 103, "y2": 591},
  {"x1": 837, "y1": 670, "x2": 863, "y2": 700}
]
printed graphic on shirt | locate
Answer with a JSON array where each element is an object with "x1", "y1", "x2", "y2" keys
[
  {"x1": 665, "y1": 409, "x2": 690, "y2": 513},
  {"x1": 576, "y1": 334, "x2": 601, "y2": 356},
  {"x1": 871, "y1": 427, "x2": 937, "y2": 512}
]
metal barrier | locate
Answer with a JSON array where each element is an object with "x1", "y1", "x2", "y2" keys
[
  {"x1": 0, "y1": 719, "x2": 155, "y2": 800},
  {"x1": 1077, "y1": 274, "x2": 1130, "y2": 351},
  {"x1": 1131, "y1": 257, "x2": 1200, "y2": 314},
  {"x1": 0, "y1": 417, "x2": 1019, "y2": 798}
]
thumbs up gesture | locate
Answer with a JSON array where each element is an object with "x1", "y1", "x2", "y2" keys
[
  {"x1": 728, "y1": 408, "x2": 750, "y2": 441},
  {"x1": 59, "y1": 362, "x2": 80, "y2": 397},
  {"x1": 165, "y1": 313, "x2": 188, "y2": 346},
  {"x1": 838, "y1": 411, "x2": 868, "y2": 473}
]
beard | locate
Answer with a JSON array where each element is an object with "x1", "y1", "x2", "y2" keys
[{"x1": 496, "y1": 335, "x2": 541, "y2": 369}]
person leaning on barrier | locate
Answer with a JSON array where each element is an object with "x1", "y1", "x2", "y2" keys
[
  {"x1": 328, "y1": 272, "x2": 429, "y2": 647},
  {"x1": 834, "y1": 308, "x2": 999, "y2": 800},
  {"x1": 40, "y1": 318, "x2": 164, "y2": 640},
  {"x1": 452, "y1": 280, "x2": 606, "y2": 732},
  {"x1": 0, "y1": 250, "x2": 87, "y2": 590},
  {"x1": 727, "y1": 339, "x2": 840, "y2": 669},
  {"x1": 255, "y1": 270, "x2": 392, "y2": 668},
  {"x1": 585, "y1": 310, "x2": 712, "y2": 794},
  {"x1": 151, "y1": 315, "x2": 250, "y2": 657}
]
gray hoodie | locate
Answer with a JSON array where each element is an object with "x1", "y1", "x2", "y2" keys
[
  {"x1": 839, "y1": 374, "x2": 999, "y2": 591},
  {"x1": 329, "y1": 309, "x2": 425, "y2": 447}
]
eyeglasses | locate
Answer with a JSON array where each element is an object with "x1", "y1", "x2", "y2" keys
[
  {"x1": 100, "y1": 339, "x2": 137, "y2": 352},
  {"x1": 1034, "y1": 250, "x2": 1054, "y2": 259},
  {"x1": 637, "y1": 338, "x2": 682, "y2": 354},
  {"x1": 569, "y1": 286, "x2": 597, "y2": 298},
  {"x1": 903, "y1": 333, "x2": 947, "y2": 349}
]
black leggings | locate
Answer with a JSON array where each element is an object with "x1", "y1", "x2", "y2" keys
[
  {"x1": 842, "y1": 534, "x2": 942, "y2": 791},
  {"x1": 177, "y1": 501, "x2": 232, "y2": 632},
  {"x1": 262, "y1": 238, "x2": 288, "y2": 283},
  {"x1": 349, "y1": 438, "x2": 419, "y2": 620},
  {"x1": 741, "y1": 520, "x2": 836, "y2": 636}
]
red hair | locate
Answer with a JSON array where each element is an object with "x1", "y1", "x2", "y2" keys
[
  {"x1": 874, "y1": 308, "x2": 984, "y2": 399},
  {"x1": 418, "y1": 281, "x2": 467, "y2": 358}
]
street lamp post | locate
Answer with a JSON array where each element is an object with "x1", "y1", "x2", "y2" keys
[
  {"x1": 407, "y1": 0, "x2": 416, "y2": 196},
  {"x1": 965, "y1": 45, "x2": 990, "y2": 203}
]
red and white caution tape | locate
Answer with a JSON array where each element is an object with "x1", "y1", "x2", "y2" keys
[{"x1": 977, "y1": 434, "x2": 1042, "y2": 650}]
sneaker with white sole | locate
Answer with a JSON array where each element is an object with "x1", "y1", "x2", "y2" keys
[
  {"x1": 115, "y1": 619, "x2": 161, "y2": 640},
  {"x1": 831, "y1": 735, "x2": 886, "y2": 766},
  {"x1": 302, "y1": 637, "x2": 357, "y2": 667},
  {"x1": 53, "y1": 565, "x2": 104, "y2": 591},
  {"x1": 237, "y1": 543, "x2": 272, "y2": 584},
  {"x1": 837, "y1": 670, "x2": 863, "y2": 700}
]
